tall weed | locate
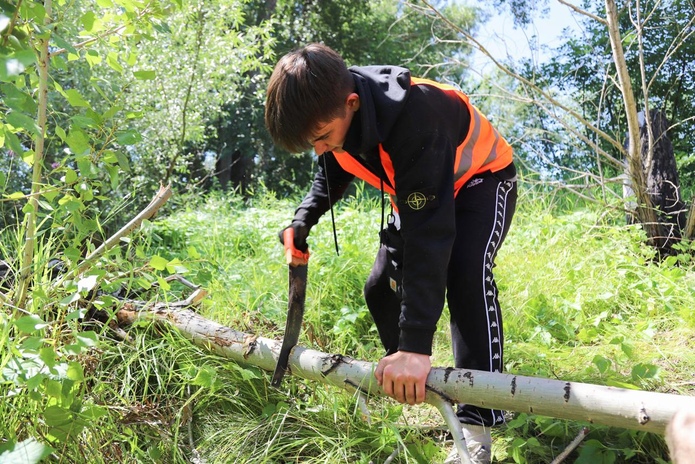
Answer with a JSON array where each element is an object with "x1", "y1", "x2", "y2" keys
[{"x1": 2, "y1": 185, "x2": 694, "y2": 462}]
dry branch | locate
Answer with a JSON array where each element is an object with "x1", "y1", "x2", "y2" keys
[
  {"x1": 118, "y1": 303, "x2": 695, "y2": 436},
  {"x1": 55, "y1": 184, "x2": 173, "y2": 287}
]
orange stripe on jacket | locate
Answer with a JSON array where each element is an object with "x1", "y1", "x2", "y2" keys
[{"x1": 333, "y1": 77, "x2": 513, "y2": 205}]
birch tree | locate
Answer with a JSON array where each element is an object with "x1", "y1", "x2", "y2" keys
[{"x1": 420, "y1": 0, "x2": 695, "y2": 253}]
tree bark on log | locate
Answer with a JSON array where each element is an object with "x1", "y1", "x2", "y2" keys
[{"x1": 117, "y1": 303, "x2": 695, "y2": 436}]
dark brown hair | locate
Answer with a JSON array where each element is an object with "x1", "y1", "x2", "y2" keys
[{"x1": 265, "y1": 43, "x2": 355, "y2": 153}]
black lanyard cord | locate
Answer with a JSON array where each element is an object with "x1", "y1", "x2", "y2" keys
[{"x1": 322, "y1": 154, "x2": 340, "y2": 256}]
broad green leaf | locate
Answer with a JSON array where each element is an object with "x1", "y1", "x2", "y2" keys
[
  {"x1": 66, "y1": 307, "x2": 86, "y2": 321},
  {"x1": 187, "y1": 246, "x2": 200, "y2": 259},
  {"x1": 45, "y1": 379, "x2": 63, "y2": 398},
  {"x1": 5, "y1": 191, "x2": 25, "y2": 200},
  {"x1": 165, "y1": 258, "x2": 187, "y2": 274},
  {"x1": 40, "y1": 189, "x2": 58, "y2": 202},
  {"x1": 64, "y1": 168, "x2": 78, "y2": 184},
  {"x1": 631, "y1": 363, "x2": 659, "y2": 381},
  {"x1": 39, "y1": 346, "x2": 56, "y2": 368},
  {"x1": 3, "y1": 127, "x2": 23, "y2": 154},
  {"x1": 0, "y1": 84, "x2": 37, "y2": 113},
  {"x1": 55, "y1": 125, "x2": 66, "y2": 141},
  {"x1": 0, "y1": 438, "x2": 53, "y2": 464},
  {"x1": 156, "y1": 276, "x2": 171, "y2": 291},
  {"x1": 64, "y1": 89, "x2": 90, "y2": 108},
  {"x1": 43, "y1": 406, "x2": 72, "y2": 427},
  {"x1": 20, "y1": 2, "x2": 46, "y2": 22},
  {"x1": 6, "y1": 111, "x2": 41, "y2": 136},
  {"x1": 106, "y1": 52, "x2": 123, "y2": 73},
  {"x1": 149, "y1": 255, "x2": 168, "y2": 271},
  {"x1": 133, "y1": 70, "x2": 156, "y2": 80},
  {"x1": 76, "y1": 158, "x2": 99, "y2": 177},
  {"x1": 21, "y1": 149, "x2": 34, "y2": 165},
  {"x1": 67, "y1": 362, "x2": 84, "y2": 381},
  {"x1": 605, "y1": 379, "x2": 640, "y2": 390},
  {"x1": 116, "y1": 151, "x2": 130, "y2": 170},
  {"x1": 65, "y1": 129, "x2": 90, "y2": 155},
  {"x1": 59, "y1": 293, "x2": 80, "y2": 306},
  {"x1": 81, "y1": 405, "x2": 108, "y2": 420},
  {"x1": 51, "y1": 33, "x2": 77, "y2": 54},
  {"x1": 75, "y1": 331, "x2": 98, "y2": 347},
  {"x1": 85, "y1": 49, "x2": 102, "y2": 67},
  {"x1": 15, "y1": 315, "x2": 50, "y2": 333},
  {"x1": 192, "y1": 365, "x2": 216, "y2": 387},
  {"x1": 21, "y1": 201, "x2": 35, "y2": 214},
  {"x1": 26, "y1": 373, "x2": 46, "y2": 390},
  {"x1": 593, "y1": 354, "x2": 612, "y2": 374},
  {"x1": 80, "y1": 11, "x2": 96, "y2": 31},
  {"x1": 64, "y1": 247, "x2": 81, "y2": 262},
  {"x1": 106, "y1": 165, "x2": 119, "y2": 188},
  {"x1": 115, "y1": 129, "x2": 141, "y2": 145}
]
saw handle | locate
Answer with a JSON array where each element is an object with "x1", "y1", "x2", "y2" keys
[{"x1": 283, "y1": 228, "x2": 310, "y2": 266}]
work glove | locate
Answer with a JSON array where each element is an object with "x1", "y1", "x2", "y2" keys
[{"x1": 278, "y1": 220, "x2": 310, "y2": 252}]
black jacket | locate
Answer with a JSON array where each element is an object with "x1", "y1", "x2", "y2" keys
[{"x1": 293, "y1": 65, "x2": 473, "y2": 355}]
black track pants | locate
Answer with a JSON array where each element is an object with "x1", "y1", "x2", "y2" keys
[{"x1": 364, "y1": 166, "x2": 517, "y2": 427}]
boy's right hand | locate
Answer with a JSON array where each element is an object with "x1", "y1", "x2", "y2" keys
[
  {"x1": 278, "y1": 221, "x2": 310, "y2": 251},
  {"x1": 279, "y1": 222, "x2": 310, "y2": 266}
]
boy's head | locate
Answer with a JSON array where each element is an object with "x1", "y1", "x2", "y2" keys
[{"x1": 265, "y1": 43, "x2": 355, "y2": 153}]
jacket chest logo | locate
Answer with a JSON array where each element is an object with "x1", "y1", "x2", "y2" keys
[{"x1": 406, "y1": 192, "x2": 427, "y2": 210}]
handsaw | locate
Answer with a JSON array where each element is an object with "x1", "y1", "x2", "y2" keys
[{"x1": 271, "y1": 228, "x2": 310, "y2": 387}]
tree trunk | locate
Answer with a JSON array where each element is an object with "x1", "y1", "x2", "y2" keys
[
  {"x1": 624, "y1": 110, "x2": 687, "y2": 253},
  {"x1": 117, "y1": 304, "x2": 695, "y2": 436},
  {"x1": 605, "y1": 0, "x2": 662, "y2": 248},
  {"x1": 640, "y1": 110, "x2": 686, "y2": 247}
]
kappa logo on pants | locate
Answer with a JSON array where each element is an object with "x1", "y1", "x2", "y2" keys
[{"x1": 467, "y1": 178, "x2": 484, "y2": 188}]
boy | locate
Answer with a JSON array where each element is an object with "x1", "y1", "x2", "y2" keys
[{"x1": 265, "y1": 43, "x2": 517, "y2": 463}]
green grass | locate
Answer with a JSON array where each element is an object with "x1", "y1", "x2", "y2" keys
[{"x1": 2, "y1": 185, "x2": 694, "y2": 463}]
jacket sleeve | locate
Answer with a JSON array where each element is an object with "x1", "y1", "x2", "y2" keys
[
  {"x1": 389, "y1": 133, "x2": 458, "y2": 355},
  {"x1": 293, "y1": 152, "x2": 355, "y2": 227}
]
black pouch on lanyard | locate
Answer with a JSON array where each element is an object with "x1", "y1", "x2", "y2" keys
[{"x1": 379, "y1": 218, "x2": 403, "y2": 298}]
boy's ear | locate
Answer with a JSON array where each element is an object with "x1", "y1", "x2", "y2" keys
[{"x1": 346, "y1": 93, "x2": 360, "y2": 111}]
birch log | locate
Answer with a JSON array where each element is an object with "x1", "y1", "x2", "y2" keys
[{"x1": 118, "y1": 305, "x2": 695, "y2": 435}]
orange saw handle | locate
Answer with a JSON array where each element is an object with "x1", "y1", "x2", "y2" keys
[{"x1": 283, "y1": 228, "x2": 310, "y2": 265}]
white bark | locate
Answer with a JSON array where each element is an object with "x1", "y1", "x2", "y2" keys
[{"x1": 119, "y1": 303, "x2": 695, "y2": 436}]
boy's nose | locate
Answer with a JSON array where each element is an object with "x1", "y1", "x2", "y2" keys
[{"x1": 313, "y1": 142, "x2": 328, "y2": 156}]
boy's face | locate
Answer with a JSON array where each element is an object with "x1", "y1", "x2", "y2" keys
[{"x1": 309, "y1": 93, "x2": 360, "y2": 156}]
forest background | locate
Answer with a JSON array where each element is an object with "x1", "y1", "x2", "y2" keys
[{"x1": 1, "y1": 0, "x2": 695, "y2": 462}]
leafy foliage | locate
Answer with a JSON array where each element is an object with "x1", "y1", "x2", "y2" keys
[
  {"x1": 490, "y1": 0, "x2": 695, "y2": 192},
  {"x1": 2, "y1": 0, "x2": 695, "y2": 462}
]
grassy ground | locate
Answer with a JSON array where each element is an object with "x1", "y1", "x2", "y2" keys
[{"x1": 2, "y1": 184, "x2": 694, "y2": 463}]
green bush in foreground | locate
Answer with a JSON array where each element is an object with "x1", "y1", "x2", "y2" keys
[{"x1": 2, "y1": 187, "x2": 694, "y2": 462}]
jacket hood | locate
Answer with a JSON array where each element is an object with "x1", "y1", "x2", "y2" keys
[{"x1": 343, "y1": 65, "x2": 411, "y2": 155}]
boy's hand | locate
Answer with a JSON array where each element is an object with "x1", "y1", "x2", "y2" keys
[
  {"x1": 278, "y1": 221, "x2": 310, "y2": 266},
  {"x1": 278, "y1": 221, "x2": 310, "y2": 252},
  {"x1": 375, "y1": 351, "x2": 431, "y2": 405}
]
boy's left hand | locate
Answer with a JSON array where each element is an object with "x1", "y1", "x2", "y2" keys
[{"x1": 375, "y1": 351, "x2": 431, "y2": 405}]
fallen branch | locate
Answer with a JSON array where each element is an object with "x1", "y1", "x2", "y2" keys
[
  {"x1": 56, "y1": 184, "x2": 172, "y2": 286},
  {"x1": 117, "y1": 303, "x2": 695, "y2": 436},
  {"x1": 550, "y1": 427, "x2": 589, "y2": 464}
]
